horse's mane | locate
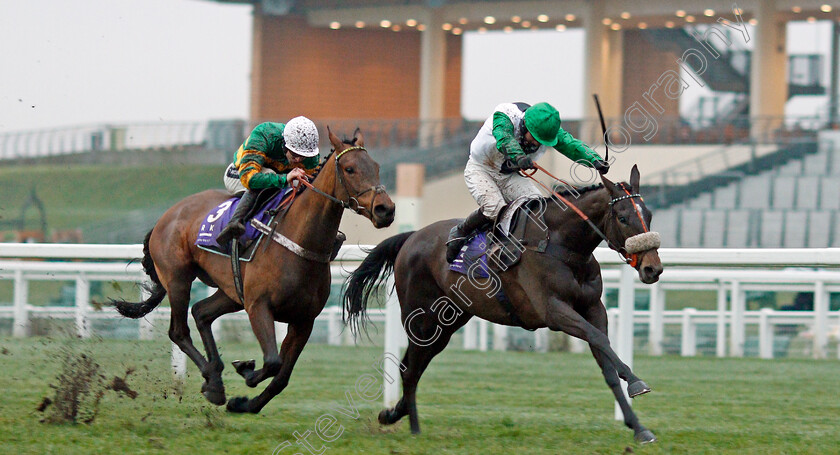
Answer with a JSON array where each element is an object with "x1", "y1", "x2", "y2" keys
[
  {"x1": 552, "y1": 183, "x2": 604, "y2": 197},
  {"x1": 311, "y1": 136, "x2": 359, "y2": 180},
  {"x1": 545, "y1": 181, "x2": 632, "y2": 205}
]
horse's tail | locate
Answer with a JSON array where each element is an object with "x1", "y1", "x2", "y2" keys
[
  {"x1": 112, "y1": 228, "x2": 167, "y2": 319},
  {"x1": 343, "y1": 231, "x2": 415, "y2": 336}
]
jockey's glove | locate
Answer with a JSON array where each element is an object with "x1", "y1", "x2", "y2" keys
[
  {"x1": 516, "y1": 155, "x2": 536, "y2": 170},
  {"x1": 593, "y1": 159, "x2": 610, "y2": 175}
]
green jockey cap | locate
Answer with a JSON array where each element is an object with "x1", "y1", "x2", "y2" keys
[{"x1": 524, "y1": 102, "x2": 561, "y2": 147}]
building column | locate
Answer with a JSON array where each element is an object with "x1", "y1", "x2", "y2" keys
[
  {"x1": 750, "y1": 0, "x2": 787, "y2": 140},
  {"x1": 581, "y1": 0, "x2": 607, "y2": 146},
  {"x1": 556, "y1": 0, "x2": 622, "y2": 185},
  {"x1": 419, "y1": 8, "x2": 447, "y2": 146}
]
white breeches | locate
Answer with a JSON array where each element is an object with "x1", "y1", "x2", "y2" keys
[
  {"x1": 222, "y1": 163, "x2": 276, "y2": 195},
  {"x1": 464, "y1": 159, "x2": 541, "y2": 218}
]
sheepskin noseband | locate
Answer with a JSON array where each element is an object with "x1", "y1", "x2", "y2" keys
[{"x1": 625, "y1": 231, "x2": 660, "y2": 254}]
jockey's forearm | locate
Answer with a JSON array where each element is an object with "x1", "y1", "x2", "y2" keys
[
  {"x1": 240, "y1": 167, "x2": 282, "y2": 190},
  {"x1": 553, "y1": 129, "x2": 603, "y2": 166},
  {"x1": 492, "y1": 112, "x2": 526, "y2": 160}
]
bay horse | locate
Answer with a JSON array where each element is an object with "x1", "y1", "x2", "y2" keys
[
  {"x1": 344, "y1": 165, "x2": 663, "y2": 443},
  {"x1": 113, "y1": 128, "x2": 395, "y2": 413}
]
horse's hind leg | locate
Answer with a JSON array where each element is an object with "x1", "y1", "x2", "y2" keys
[
  {"x1": 227, "y1": 320, "x2": 314, "y2": 413},
  {"x1": 166, "y1": 276, "x2": 211, "y2": 372},
  {"x1": 231, "y1": 301, "x2": 282, "y2": 388},
  {"x1": 379, "y1": 304, "x2": 471, "y2": 434},
  {"x1": 191, "y1": 289, "x2": 241, "y2": 405},
  {"x1": 581, "y1": 301, "x2": 656, "y2": 444}
]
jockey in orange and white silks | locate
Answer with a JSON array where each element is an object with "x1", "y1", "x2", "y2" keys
[{"x1": 446, "y1": 102, "x2": 610, "y2": 263}]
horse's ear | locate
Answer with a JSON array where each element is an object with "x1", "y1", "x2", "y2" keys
[
  {"x1": 601, "y1": 173, "x2": 619, "y2": 196},
  {"x1": 327, "y1": 126, "x2": 341, "y2": 150},
  {"x1": 353, "y1": 127, "x2": 364, "y2": 147},
  {"x1": 630, "y1": 164, "x2": 640, "y2": 193}
]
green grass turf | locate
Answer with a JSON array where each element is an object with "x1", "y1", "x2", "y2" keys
[
  {"x1": 0, "y1": 337, "x2": 838, "y2": 454},
  {"x1": 0, "y1": 164, "x2": 225, "y2": 234}
]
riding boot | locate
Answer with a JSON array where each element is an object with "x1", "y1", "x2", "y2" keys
[
  {"x1": 217, "y1": 190, "x2": 258, "y2": 246},
  {"x1": 445, "y1": 209, "x2": 493, "y2": 263}
]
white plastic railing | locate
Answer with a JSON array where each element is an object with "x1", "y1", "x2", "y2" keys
[{"x1": 1, "y1": 244, "x2": 839, "y2": 413}]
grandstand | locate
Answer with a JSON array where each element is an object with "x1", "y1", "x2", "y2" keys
[{"x1": 652, "y1": 132, "x2": 840, "y2": 248}]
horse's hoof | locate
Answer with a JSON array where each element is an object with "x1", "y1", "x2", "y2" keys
[
  {"x1": 628, "y1": 380, "x2": 651, "y2": 398},
  {"x1": 203, "y1": 390, "x2": 227, "y2": 406},
  {"x1": 226, "y1": 396, "x2": 250, "y2": 413},
  {"x1": 201, "y1": 382, "x2": 226, "y2": 406},
  {"x1": 232, "y1": 359, "x2": 256, "y2": 375},
  {"x1": 378, "y1": 409, "x2": 397, "y2": 425},
  {"x1": 635, "y1": 429, "x2": 657, "y2": 444}
]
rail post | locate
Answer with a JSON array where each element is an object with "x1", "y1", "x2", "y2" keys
[
  {"x1": 75, "y1": 274, "x2": 91, "y2": 339},
  {"x1": 730, "y1": 280, "x2": 745, "y2": 357},
  {"x1": 813, "y1": 280, "x2": 829, "y2": 359},
  {"x1": 492, "y1": 323, "x2": 506, "y2": 351},
  {"x1": 327, "y1": 306, "x2": 341, "y2": 346},
  {"x1": 383, "y1": 275, "x2": 405, "y2": 408},
  {"x1": 12, "y1": 270, "x2": 29, "y2": 337},
  {"x1": 463, "y1": 319, "x2": 477, "y2": 350},
  {"x1": 648, "y1": 282, "x2": 664, "y2": 356},
  {"x1": 681, "y1": 308, "x2": 697, "y2": 357},
  {"x1": 615, "y1": 264, "x2": 635, "y2": 421},
  {"x1": 758, "y1": 307, "x2": 774, "y2": 359},
  {"x1": 716, "y1": 280, "x2": 728, "y2": 357}
]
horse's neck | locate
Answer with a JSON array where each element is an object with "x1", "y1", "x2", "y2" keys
[
  {"x1": 544, "y1": 189, "x2": 612, "y2": 256},
  {"x1": 280, "y1": 156, "x2": 343, "y2": 253}
]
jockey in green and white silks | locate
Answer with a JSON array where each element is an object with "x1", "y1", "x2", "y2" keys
[
  {"x1": 217, "y1": 117, "x2": 321, "y2": 246},
  {"x1": 446, "y1": 102, "x2": 610, "y2": 263}
]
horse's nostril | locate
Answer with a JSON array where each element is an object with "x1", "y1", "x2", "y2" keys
[
  {"x1": 643, "y1": 266, "x2": 654, "y2": 276},
  {"x1": 374, "y1": 204, "x2": 394, "y2": 219}
]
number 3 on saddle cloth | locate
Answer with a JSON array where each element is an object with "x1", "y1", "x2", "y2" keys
[{"x1": 195, "y1": 187, "x2": 294, "y2": 260}]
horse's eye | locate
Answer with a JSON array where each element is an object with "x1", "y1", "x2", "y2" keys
[
  {"x1": 618, "y1": 216, "x2": 628, "y2": 224},
  {"x1": 345, "y1": 167, "x2": 354, "y2": 174}
]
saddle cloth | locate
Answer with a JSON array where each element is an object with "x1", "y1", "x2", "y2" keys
[
  {"x1": 449, "y1": 197, "x2": 544, "y2": 278},
  {"x1": 195, "y1": 188, "x2": 293, "y2": 255},
  {"x1": 449, "y1": 232, "x2": 493, "y2": 278}
]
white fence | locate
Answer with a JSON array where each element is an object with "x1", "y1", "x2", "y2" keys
[
  {"x1": 1, "y1": 244, "x2": 839, "y2": 411},
  {"x1": 1, "y1": 244, "x2": 839, "y2": 355}
]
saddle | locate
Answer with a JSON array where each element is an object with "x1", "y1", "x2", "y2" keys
[
  {"x1": 448, "y1": 199, "x2": 547, "y2": 330},
  {"x1": 449, "y1": 198, "x2": 547, "y2": 276},
  {"x1": 195, "y1": 188, "x2": 293, "y2": 261}
]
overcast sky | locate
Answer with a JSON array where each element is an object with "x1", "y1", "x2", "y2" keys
[{"x1": 0, "y1": 0, "x2": 834, "y2": 133}]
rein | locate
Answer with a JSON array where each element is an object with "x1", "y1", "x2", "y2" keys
[
  {"x1": 520, "y1": 163, "x2": 644, "y2": 266},
  {"x1": 298, "y1": 145, "x2": 386, "y2": 217}
]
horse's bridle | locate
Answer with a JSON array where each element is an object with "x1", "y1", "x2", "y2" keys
[
  {"x1": 300, "y1": 145, "x2": 386, "y2": 217},
  {"x1": 520, "y1": 164, "x2": 658, "y2": 267}
]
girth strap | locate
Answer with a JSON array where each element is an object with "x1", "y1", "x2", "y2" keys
[{"x1": 250, "y1": 219, "x2": 331, "y2": 263}]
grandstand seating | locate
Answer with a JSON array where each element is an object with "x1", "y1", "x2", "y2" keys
[{"x1": 653, "y1": 138, "x2": 840, "y2": 247}]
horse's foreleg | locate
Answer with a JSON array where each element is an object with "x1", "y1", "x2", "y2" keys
[
  {"x1": 227, "y1": 320, "x2": 313, "y2": 414},
  {"x1": 191, "y1": 290, "x2": 241, "y2": 405},
  {"x1": 545, "y1": 297, "x2": 646, "y2": 392},
  {"x1": 581, "y1": 302, "x2": 656, "y2": 444},
  {"x1": 232, "y1": 301, "x2": 282, "y2": 388}
]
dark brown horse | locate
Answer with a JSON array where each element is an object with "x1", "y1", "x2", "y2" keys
[
  {"x1": 113, "y1": 128, "x2": 395, "y2": 413},
  {"x1": 344, "y1": 165, "x2": 662, "y2": 443}
]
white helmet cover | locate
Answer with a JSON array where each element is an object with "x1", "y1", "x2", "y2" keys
[{"x1": 283, "y1": 116, "x2": 320, "y2": 157}]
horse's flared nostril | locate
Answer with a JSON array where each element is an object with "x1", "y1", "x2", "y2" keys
[{"x1": 374, "y1": 203, "x2": 395, "y2": 221}]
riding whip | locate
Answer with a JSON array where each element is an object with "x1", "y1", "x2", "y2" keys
[{"x1": 592, "y1": 94, "x2": 610, "y2": 168}]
